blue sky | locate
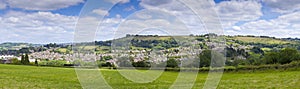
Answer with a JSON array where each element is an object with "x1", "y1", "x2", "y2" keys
[{"x1": 0, "y1": 0, "x2": 300, "y2": 43}]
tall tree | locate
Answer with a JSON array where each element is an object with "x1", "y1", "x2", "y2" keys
[
  {"x1": 21, "y1": 54, "x2": 25, "y2": 64},
  {"x1": 278, "y1": 48, "x2": 299, "y2": 64},
  {"x1": 35, "y1": 59, "x2": 38, "y2": 65},
  {"x1": 263, "y1": 48, "x2": 300, "y2": 64},
  {"x1": 263, "y1": 52, "x2": 279, "y2": 64},
  {"x1": 24, "y1": 54, "x2": 30, "y2": 65},
  {"x1": 166, "y1": 58, "x2": 179, "y2": 68}
]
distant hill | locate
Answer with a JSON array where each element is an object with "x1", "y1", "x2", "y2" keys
[
  {"x1": 2, "y1": 34, "x2": 300, "y2": 54},
  {"x1": 0, "y1": 42, "x2": 42, "y2": 51},
  {"x1": 232, "y1": 36, "x2": 297, "y2": 44}
]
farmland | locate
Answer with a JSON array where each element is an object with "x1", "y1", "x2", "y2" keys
[
  {"x1": 233, "y1": 36, "x2": 297, "y2": 44},
  {"x1": 0, "y1": 64, "x2": 299, "y2": 89}
]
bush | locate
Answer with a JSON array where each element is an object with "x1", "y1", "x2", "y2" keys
[
  {"x1": 132, "y1": 60, "x2": 150, "y2": 67},
  {"x1": 11, "y1": 58, "x2": 21, "y2": 65},
  {"x1": 97, "y1": 61, "x2": 112, "y2": 68},
  {"x1": 263, "y1": 48, "x2": 300, "y2": 65},
  {"x1": 166, "y1": 58, "x2": 179, "y2": 68},
  {"x1": 38, "y1": 60, "x2": 66, "y2": 67}
]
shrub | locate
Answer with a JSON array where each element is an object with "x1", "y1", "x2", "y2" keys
[
  {"x1": 38, "y1": 60, "x2": 66, "y2": 67},
  {"x1": 11, "y1": 58, "x2": 21, "y2": 65},
  {"x1": 166, "y1": 58, "x2": 179, "y2": 68}
]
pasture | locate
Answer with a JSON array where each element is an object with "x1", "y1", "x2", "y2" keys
[{"x1": 0, "y1": 64, "x2": 299, "y2": 89}]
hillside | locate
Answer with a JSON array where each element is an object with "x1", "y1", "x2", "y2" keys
[
  {"x1": 3, "y1": 34, "x2": 300, "y2": 74},
  {"x1": 233, "y1": 36, "x2": 297, "y2": 44},
  {"x1": 2, "y1": 34, "x2": 300, "y2": 55},
  {"x1": 0, "y1": 42, "x2": 41, "y2": 51}
]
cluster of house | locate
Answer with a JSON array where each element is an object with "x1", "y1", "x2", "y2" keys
[
  {"x1": 0, "y1": 55, "x2": 37, "y2": 64},
  {"x1": 30, "y1": 50, "x2": 116, "y2": 63},
  {"x1": 0, "y1": 42, "x2": 207, "y2": 65},
  {"x1": 0, "y1": 55, "x2": 18, "y2": 64}
]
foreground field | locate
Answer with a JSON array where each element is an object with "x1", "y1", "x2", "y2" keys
[{"x1": 0, "y1": 64, "x2": 299, "y2": 89}]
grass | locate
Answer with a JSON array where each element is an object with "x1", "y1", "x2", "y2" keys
[
  {"x1": 0, "y1": 64, "x2": 299, "y2": 89},
  {"x1": 234, "y1": 37, "x2": 296, "y2": 44},
  {"x1": 128, "y1": 36, "x2": 173, "y2": 40},
  {"x1": 261, "y1": 47, "x2": 272, "y2": 52},
  {"x1": 56, "y1": 48, "x2": 68, "y2": 53},
  {"x1": 0, "y1": 64, "x2": 81, "y2": 89},
  {"x1": 95, "y1": 46, "x2": 111, "y2": 53}
]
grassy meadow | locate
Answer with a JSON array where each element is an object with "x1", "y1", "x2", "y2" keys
[
  {"x1": 0, "y1": 64, "x2": 299, "y2": 89},
  {"x1": 234, "y1": 37, "x2": 296, "y2": 44}
]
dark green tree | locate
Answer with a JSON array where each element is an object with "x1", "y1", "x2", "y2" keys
[
  {"x1": 263, "y1": 52, "x2": 279, "y2": 64},
  {"x1": 198, "y1": 49, "x2": 225, "y2": 68},
  {"x1": 133, "y1": 60, "x2": 149, "y2": 67},
  {"x1": 264, "y1": 48, "x2": 300, "y2": 64},
  {"x1": 11, "y1": 58, "x2": 21, "y2": 65},
  {"x1": 24, "y1": 54, "x2": 30, "y2": 65},
  {"x1": 199, "y1": 50, "x2": 212, "y2": 67},
  {"x1": 166, "y1": 58, "x2": 179, "y2": 68},
  {"x1": 20, "y1": 54, "x2": 25, "y2": 64},
  {"x1": 35, "y1": 59, "x2": 38, "y2": 65},
  {"x1": 278, "y1": 48, "x2": 299, "y2": 64},
  {"x1": 251, "y1": 47, "x2": 264, "y2": 54},
  {"x1": 247, "y1": 53, "x2": 262, "y2": 65}
]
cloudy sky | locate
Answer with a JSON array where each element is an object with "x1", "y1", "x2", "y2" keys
[{"x1": 0, "y1": 0, "x2": 299, "y2": 43}]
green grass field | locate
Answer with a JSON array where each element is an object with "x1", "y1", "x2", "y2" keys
[
  {"x1": 234, "y1": 37, "x2": 296, "y2": 44},
  {"x1": 0, "y1": 64, "x2": 299, "y2": 89}
]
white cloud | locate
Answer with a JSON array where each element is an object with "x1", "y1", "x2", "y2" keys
[
  {"x1": 135, "y1": 11, "x2": 152, "y2": 19},
  {"x1": 112, "y1": 8, "x2": 193, "y2": 39},
  {"x1": 140, "y1": 0, "x2": 173, "y2": 7},
  {"x1": 6, "y1": 0, "x2": 84, "y2": 10},
  {"x1": 73, "y1": 15, "x2": 125, "y2": 41},
  {"x1": 92, "y1": 8, "x2": 109, "y2": 16},
  {"x1": 100, "y1": 0, "x2": 299, "y2": 38},
  {"x1": 0, "y1": 11, "x2": 77, "y2": 43},
  {"x1": 104, "y1": 0, "x2": 130, "y2": 4},
  {"x1": 0, "y1": 0, "x2": 6, "y2": 9},
  {"x1": 264, "y1": 0, "x2": 300, "y2": 14},
  {"x1": 232, "y1": 26, "x2": 241, "y2": 31},
  {"x1": 139, "y1": 0, "x2": 187, "y2": 12},
  {"x1": 139, "y1": 0, "x2": 264, "y2": 35},
  {"x1": 276, "y1": 12, "x2": 300, "y2": 24},
  {"x1": 114, "y1": 18, "x2": 190, "y2": 39},
  {"x1": 124, "y1": 5, "x2": 135, "y2": 11},
  {"x1": 139, "y1": 0, "x2": 208, "y2": 34},
  {"x1": 230, "y1": 11, "x2": 300, "y2": 38},
  {"x1": 215, "y1": 0, "x2": 263, "y2": 29}
]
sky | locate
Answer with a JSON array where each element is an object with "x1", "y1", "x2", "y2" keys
[{"x1": 0, "y1": 0, "x2": 300, "y2": 44}]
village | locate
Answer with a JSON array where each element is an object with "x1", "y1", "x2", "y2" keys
[{"x1": 0, "y1": 35, "x2": 251, "y2": 68}]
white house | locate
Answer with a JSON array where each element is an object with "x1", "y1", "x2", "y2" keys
[
  {"x1": 0, "y1": 55, "x2": 15, "y2": 60},
  {"x1": 0, "y1": 55, "x2": 16, "y2": 64}
]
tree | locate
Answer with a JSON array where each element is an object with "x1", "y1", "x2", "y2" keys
[
  {"x1": 263, "y1": 48, "x2": 300, "y2": 64},
  {"x1": 24, "y1": 54, "x2": 30, "y2": 65},
  {"x1": 117, "y1": 57, "x2": 132, "y2": 67},
  {"x1": 21, "y1": 54, "x2": 25, "y2": 64},
  {"x1": 102, "y1": 56, "x2": 113, "y2": 61},
  {"x1": 198, "y1": 49, "x2": 225, "y2": 68},
  {"x1": 211, "y1": 50, "x2": 226, "y2": 67},
  {"x1": 35, "y1": 59, "x2": 38, "y2": 65},
  {"x1": 226, "y1": 47, "x2": 237, "y2": 57},
  {"x1": 263, "y1": 52, "x2": 279, "y2": 64},
  {"x1": 199, "y1": 50, "x2": 212, "y2": 67},
  {"x1": 247, "y1": 53, "x2": 262, "y2": 65},
  {"x1": 11, "y1": 58, "x2": 21, "y2": 65},
  {"x1": 133, "y1": 60, "x2": 149, "y2": 67},
  {"x1": 174, "y1": 49, "x2": 180, "y2": 54},
  {"x1": 278, "y1": 48, "x2": 300, "y2": 64},
  {"x1": 166, "y1": 58, "x2": 179, "y2": 68},
  {"x1": 251, "y1": 47, "x2": 264, "y2": 54}
]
